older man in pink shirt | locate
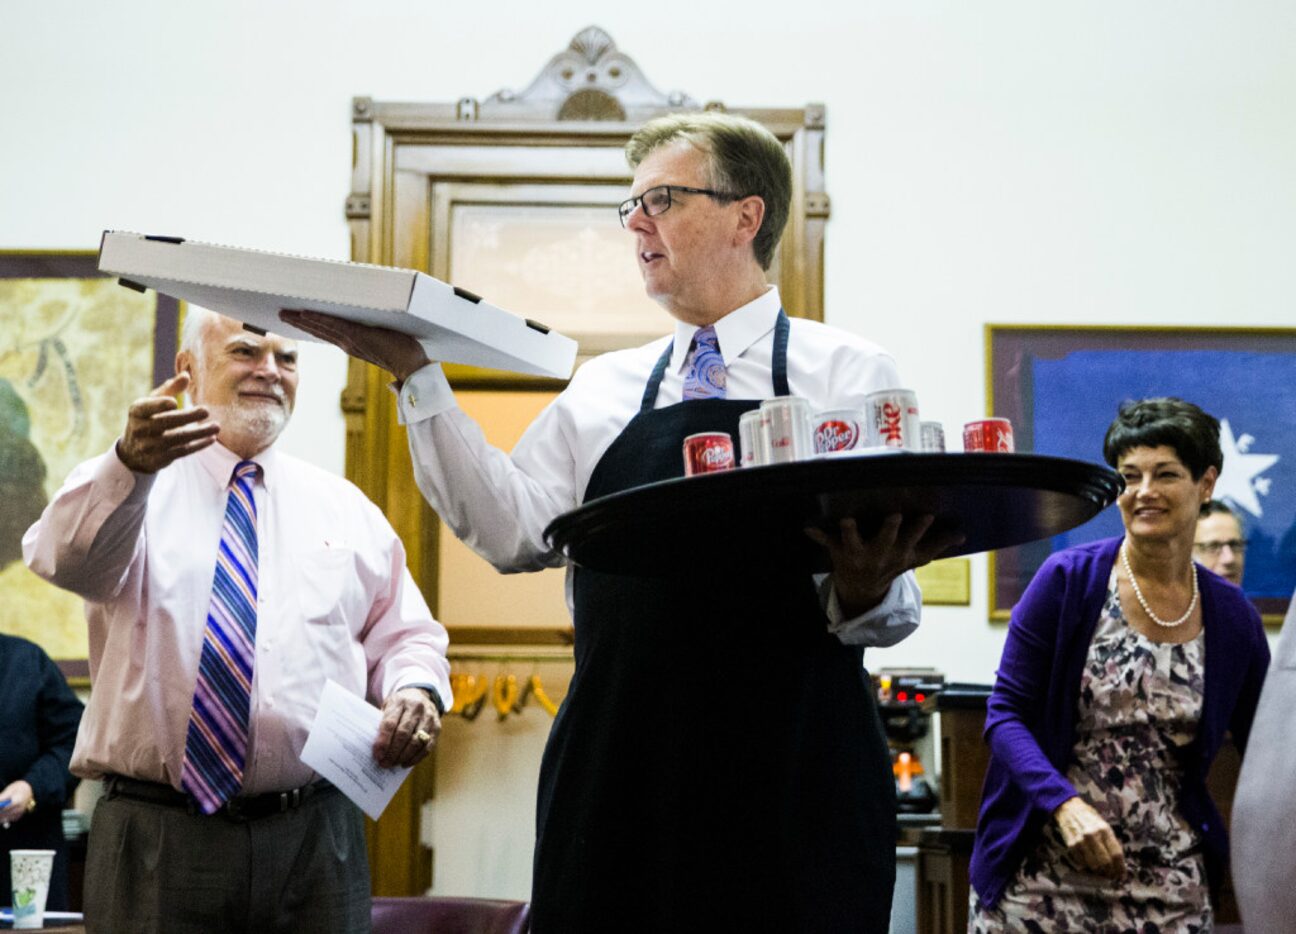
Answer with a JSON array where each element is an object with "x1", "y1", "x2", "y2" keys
[{"x1": 24, "y1": 310, "x2": 451, "y2": 934}]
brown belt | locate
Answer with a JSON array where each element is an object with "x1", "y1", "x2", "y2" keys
[{"x1": 103, "y1": 775, "x2": 336, "y2": 821}]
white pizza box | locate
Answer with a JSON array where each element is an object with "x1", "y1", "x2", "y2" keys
[{"x1": 97, "y1": 231, "x2": 577, "y2": 379}]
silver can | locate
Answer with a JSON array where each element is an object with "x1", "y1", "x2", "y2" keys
[
  {"x1": 738, "y1": 409, "x2": 766, "y2": 467},
  {"x1": 920, "y1": 420, "x2": 946, "y2": 452},
  {"x1": 760, "y1": 396, "x2": 814, "y2": 463},
  {"x1": 864, "y1": 388, "x2": 922, "y2": 451}
]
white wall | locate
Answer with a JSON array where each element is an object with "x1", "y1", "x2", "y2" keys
[{"x1": 5, "y1": 3, "x2": 1293, "y2": 683}]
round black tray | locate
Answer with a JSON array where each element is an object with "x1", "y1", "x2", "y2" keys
[{"x1": 543, "y1": 452, "x2": 1123, "y2": 577}]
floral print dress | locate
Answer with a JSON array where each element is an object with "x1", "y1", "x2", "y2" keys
[{"x1": 969, "y1": 569, "x2": 1210, "y2": 933}]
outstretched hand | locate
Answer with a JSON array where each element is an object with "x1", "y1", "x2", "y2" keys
[
  {"x1": 805, "y1": 513, "x2": 964, "y2": 617},
  {"x1": 280, "y1": 310, "x2": 431, "y2": 383},
  {"x1": 117, "y1": 373, "x2": 219, "y2": 473}
]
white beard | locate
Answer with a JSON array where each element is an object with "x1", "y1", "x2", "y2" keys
[{"x1": 207, "y1": 400, "x2": 288, "y2": 452}]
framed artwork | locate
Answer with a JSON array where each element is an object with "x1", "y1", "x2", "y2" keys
[
  {"x1": 0, "y1": 250, "x2": 179, "y2": 681},
  {"x1": 436, "y1": 180, "x2": 671, "y2": 380},
  {"x1": 987, "y1": 325, "x2": 1296, "y2": 625}
]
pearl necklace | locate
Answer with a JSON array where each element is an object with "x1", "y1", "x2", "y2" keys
[{"x1": 1120, "y1": 542, "x2": 1198, "y2": 628}]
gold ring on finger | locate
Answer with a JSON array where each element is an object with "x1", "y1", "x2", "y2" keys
[{"x1": 414, "y1": 729, "x2": 433, "y2": 744}]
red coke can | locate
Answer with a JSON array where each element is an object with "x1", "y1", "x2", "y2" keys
[
  {"x1": 683, "y1": 432, "x2": 736, "y2": 476},
  {"x1": 962, "y1": 418, "x2": 1014, "y2": 453}
]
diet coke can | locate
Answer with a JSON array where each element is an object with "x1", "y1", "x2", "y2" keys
[
  {"x1": 760, "y1": 397, "x2": 814, "y2": 463},
  {"x1": 682, "y1": 432, "x2": 736, "y2": 476},
  {"x1": 738, "y1": 409, "x2": 765, "y2": 467},
  {"x1": 865, "y1": 389, "x2": 922, "y2": 451},
  {"x1": 814, "y1": 410, "x2": 867, "y2": 454},
  {"x1": 920, "y1": 421, "x2": 946, "y2": 452},
  {"x1": 962, "y1": 418, "x2": 1014, "y2": 453}
]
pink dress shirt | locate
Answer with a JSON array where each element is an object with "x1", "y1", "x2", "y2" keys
[{"x1": 23, "y1": 441, "x2": 452, "y2": 794}]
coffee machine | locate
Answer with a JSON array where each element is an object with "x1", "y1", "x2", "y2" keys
[{"x1": 876, "y1": 667, "x2": 943, "y2": 813}]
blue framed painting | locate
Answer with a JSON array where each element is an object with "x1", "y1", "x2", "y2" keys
[{"x1": 988, "y1": 325, "x2": 1296, "y2": 625}]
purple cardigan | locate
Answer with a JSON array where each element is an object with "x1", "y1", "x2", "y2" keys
[{"x1": 969, "y1": 536, "x2": 1270, "y2": 909}]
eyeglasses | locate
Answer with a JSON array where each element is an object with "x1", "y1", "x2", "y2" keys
[
  {"x1": 1193, "y1": 539, "x2": 1249, "y2": 556},
  {"x1": 618, "y1": 185, "x2": 741, "y2": 227}
]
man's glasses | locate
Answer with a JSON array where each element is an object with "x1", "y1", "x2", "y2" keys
[
  {"x1": 1193, "y1": 539, "x2": 1249, "y2": 556},
  {"x1": 618, "y1": 185, "x2": 740, "y2": 227}
]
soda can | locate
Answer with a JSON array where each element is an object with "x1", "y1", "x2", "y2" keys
[
  {"x1": 865, "y1": 388, "x2": 922, "y2": 451},
  {"x1": 738, "y1": 409, "x2": 766, "y2": 467},
  {"x1": 920, "y1": 421, "x2": 946, "y2": 452},
  {"x1": 813, "y1": 409, "x2": 867, "y2": 454},
  {"x1": 682, "y1": 432, "x2": 736, "y2": 476},
  {"x1": 962, "y1": 418, "x2": 1014, "y2": 453},
  {"x1": 760, "y1": 397, "x2": 814, "y2": 463}
]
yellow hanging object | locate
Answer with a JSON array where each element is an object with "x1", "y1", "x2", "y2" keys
[
  {"x1": 453, "y1": 674, "x2": 490, "y2": 720},
  {"x1": 453, "y1": 668, "x2": 479, "y2": 715},
  {"x1": 493, "y1": 674, "x2": 520, "y2": 721},
  {"x1": 529, "y1": 674, "x2": 559, "y2": 717}
]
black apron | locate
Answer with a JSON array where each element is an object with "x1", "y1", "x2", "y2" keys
[{"x1": 531, "y1": 311, "x2": 896, "y2": 933}]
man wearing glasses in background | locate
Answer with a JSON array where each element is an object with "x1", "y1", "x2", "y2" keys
[
  {"x1": 287, "y1": 110, "x2": 957, "y2": 933},
  {"x1": 1195, "y1": 499, "x2": 1248, "y2": 587}
]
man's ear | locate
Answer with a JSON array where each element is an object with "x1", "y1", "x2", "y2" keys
[
  {"x1": 174, "y1": 350, "x2": 198, "y2": 402},
  {"x1": 732, "y1": 195, "x2": 766, "y2": 249}
]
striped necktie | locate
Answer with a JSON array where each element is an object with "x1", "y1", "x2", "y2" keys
[
  {"x1": 181, "y1": 460, "x2": 259, "y2": 814},
  {"x1": 682, "y1": 325, "x2": 726, "y2": 400}
]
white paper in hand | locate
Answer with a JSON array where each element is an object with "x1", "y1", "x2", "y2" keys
[{"x1": 299, "y1": 680, "x2": 411, "y2": 820}]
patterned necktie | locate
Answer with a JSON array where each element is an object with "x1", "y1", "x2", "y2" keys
[
  {"x1": 181, "y1": 460, "x2": 259, "y2": 814},
  {"x1": 682, "y1": 325, "x2": 726, "y2": 400}
]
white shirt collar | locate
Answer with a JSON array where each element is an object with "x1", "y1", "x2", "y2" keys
[
  {"x1": 670, "y1": 286, "x2": 782, "y2": 373},
  {"x1": 196, "y1": 439, "x2": 276, "y2": 490}
]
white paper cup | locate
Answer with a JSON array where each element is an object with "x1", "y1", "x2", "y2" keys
[{"x1": 10, "y1": 849, "x2": 55, "y2": 930}]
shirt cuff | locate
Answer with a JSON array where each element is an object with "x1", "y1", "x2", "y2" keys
[
  {"x1": 391, "y1": 364, "x2": 458, "y2": 426},
  {"x1": 819, "y1": 572, "x2": 921, "y2": 647},
  {"x1": 397, "y1": 682, "x2": 447, "y2": 717},
  {"x1": 104, "y1": 443, "x2": 158, "y2": 505}
]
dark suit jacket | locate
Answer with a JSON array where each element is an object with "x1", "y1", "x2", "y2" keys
[{"x1": 0, "y1": 634, "x2": 84, "y2": 910}]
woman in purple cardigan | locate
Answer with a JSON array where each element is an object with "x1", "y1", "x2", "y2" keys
[{"x1": 969, "y1": 398, "x2": 1270, "y2": 932}]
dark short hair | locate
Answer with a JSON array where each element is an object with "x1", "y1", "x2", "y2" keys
[
  {"x1": 1102, "y1": 397, "x2": 1223, "y2": 481},
  {"x1": 1200, "y1": 499, "x2": 1237, "y2": 520},
  {"x1": 625, "y1": 111, "x2": 791, "y2": 270},
  {"x1": 1199, "y1": 499, "x2": 1246, "y2": 530}
]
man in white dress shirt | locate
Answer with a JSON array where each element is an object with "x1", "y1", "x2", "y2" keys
[
  {"x1": 24, "y1": 309, "x2": 452, "y2": 934},
  {"x1": 287, "y1": 111, "x2": 957, "y2": 933}
]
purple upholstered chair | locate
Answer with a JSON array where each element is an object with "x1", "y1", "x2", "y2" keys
[{"x1": 370, "y1": 895, "x2": 530, "y2": 934}]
